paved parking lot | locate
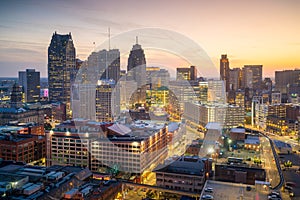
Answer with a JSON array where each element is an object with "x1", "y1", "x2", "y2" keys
[{"x1": 201, "y1": 180, "x2": 268, "y2": 200}]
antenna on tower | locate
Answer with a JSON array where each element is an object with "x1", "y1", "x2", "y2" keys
[
  {"x1": 108, "y1": 27, "x2": 111, "y2": 50},
  {"x1": 136, "y1": 36, "x2": 138, "y2": 44}
]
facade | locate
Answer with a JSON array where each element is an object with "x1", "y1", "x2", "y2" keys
[
  {"x1": 199, "y1": 81, "x2": 208, "y2": 104},
  {"x1": 176, "y1": 66, "x2": 197, "y2": 81},
  {"x1": 229, "y1": 68, "x2": 241, "y2": 91},
  {"x1": 220, "y1": 54, "x2": 230, "y2": 92},
  {"x1": 207, "y1": 80, "x2": 226, "y2": 104},
  {"x1": 46, "y1": 120, "x2": 107, "y2": 168},
  {"x1": 0, "y1": 134, "x2": 46, "y2": 164},
  {"x1": 184, "y1": 102, "x2": 244, "y2": 130},
  {"x1": 48, "y1": 32, "x2": 76, "y2": 118},
  {"x1": 146, "y1": 67, "x2": 170, "y2": 89},
  {"x1": 154, "y1": 156, "x2": 206, "y2": 193},
  {"x1": 91, "y1": 122, "x2": 168, "y2": 175},
  {"x1": 242, "y1": 65, "x2": 263, "y2": 95},
  {"x1": 215, "y1": 163, "x2": 266, "y2": 185},
  {"x1": 275, "y1": 69, "x2": 300, "y2": 95},
  {"x1": 87, "y1": 49, "x2": 120, "y2": 82},
  {"x1": 18, "y1": 69, "x2": 40, "y2": 103},
  {"x1": 127, "y1": 38, "x2": 147, "y2": 87},
  {"x1": 95, "y1": 80, "x2": 117, "y2": 122}
]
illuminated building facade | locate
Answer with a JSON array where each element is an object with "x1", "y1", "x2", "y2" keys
[
  {"x1": 220, "y1": 54, "x2": 230, "y2": 92},
  {"x1": 48, "y1": 32, "x2": 76, "y2": 118},
  {"x1": 176, "y1": 66, "x2": 197, "y2": 81},
  {"x1": 18, "y1": 69, "x2": 40, "y2": 103},
  {"x1": 91, "y1": 122, "x2": 168, "y2": 175}
]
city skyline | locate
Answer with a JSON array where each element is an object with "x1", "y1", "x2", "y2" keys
[{"x1": 1, "y1": 0, "x2": 300, "y2": 77}]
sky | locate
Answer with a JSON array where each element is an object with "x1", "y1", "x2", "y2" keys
[{"x1": 0, "y1": 0, "x2": 300, "y2": 78}]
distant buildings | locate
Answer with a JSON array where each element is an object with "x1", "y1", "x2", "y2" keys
[
  {"x1": 275, "y1": 69, "x2": 300, "y2": 102},
  {"x1": 0, "y1": 84, "x2": 44, "y2": 126},
  {"x1": 87, "y1": 49, "x2": 120, "y2": 82},
  {"x1": 48, "y1": 32, "x2": 76, "y2": 118},
  {"x1": 176, "y1": 66, "x2": 197, "y2": 81},
  {"x1": 127, "y1": 37, "x2": 147, "y2": 87},
  {"x1": 220, "y1": 54, "x2": 230, "y2": 92},
  {"x1": 95, "y1": 79, "x2": 118, "y2": 122},
  {"x1": 18, "y1": 69, "x2": 40, "y2": 103}
]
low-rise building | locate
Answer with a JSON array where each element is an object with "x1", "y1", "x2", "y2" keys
[{"x1": 154, "y1": 156, "x2": 207, "y2": 193}]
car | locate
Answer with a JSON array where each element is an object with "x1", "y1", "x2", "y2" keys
[
  {"x1": 246, "y1": 186, "x2": 252, "y2": 191},
  {"x1": 287, "y1": 182, "x2": 296, "y2": 187},
  {"x1": 204, "y1": 187, "x2": 213, "y2": 193},
  {"x1": 289, "y1": 191, "x2": 294, "y2": 197},
  {"x1": 285, "y1": 185, "x2": 293, "y2": 191},
  {"x1": 201, "y1": 194, "x2": 214, "y2": 200}
]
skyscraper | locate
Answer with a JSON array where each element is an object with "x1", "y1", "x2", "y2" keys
[
  {"x1": 48, "y1": 32, "x2": 76, "y2": 118},
  {"x1": 10, "y1": 83, "x2": 23, "y2": 108},
  {"x1": 95, "y1": 79, "x2": 117, "y2": 122},
  {"x1": 18, "y1": 69, "x2": 40, "y2": 103},
  {"x1": 220, "y1": 54, "x2": 230, "y2": 92},
  {"x1": 176, "y1": 66, "x2": 197, "y2": 81},
  {"x1": 87, "y1": 49, "x2": 120, "y2": 82},
  {"x1": 242, "y1": 65, "x2": 263, "y2": 95},
  {"x1": 127, "y1": 37, "x2": 146, "y2": 87}
]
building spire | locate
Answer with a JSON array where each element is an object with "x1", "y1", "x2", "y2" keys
[
  {"x1": 136, "y1": 36, "x2": 138, "y2": 44},
  {"x1": 108, "y1": 27, "x2": 111, "y2": 50}
]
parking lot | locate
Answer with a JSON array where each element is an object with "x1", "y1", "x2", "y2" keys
[{"x1": 200, "y1": 180, "x2": 268, "y2": 200}]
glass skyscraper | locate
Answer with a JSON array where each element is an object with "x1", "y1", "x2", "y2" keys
[{"x1": 48, "y1": 32, "x2": 76, "y2": 118}]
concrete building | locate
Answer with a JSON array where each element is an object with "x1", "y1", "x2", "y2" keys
[
  {"x1": 0, "y1": 133, "x2": 46, "y2": 164},
  {"x1": 176, "y1": 66, "x2": 197, "y2": 81},
  {"x1": 127, "y1": 37, "x2": 146, "y2": 88},
  {"x1": 215, "y1": 163, "x2": 266, "y2": 185},
  {"x1": 18, "y1": 69, "x2": 40, "y2": 103},
  {"x1": 220, "y1": 54, "x2": 230, "y2": 92},
  {"x1": 154, "y1": 156, "x2": 207, "y2": 193},
  {"x1": 91, "y1": 121, "x2": 168, "y2": 175}
]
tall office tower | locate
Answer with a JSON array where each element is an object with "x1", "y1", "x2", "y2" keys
[
  {"x1": 235, "y1": 90, "x2": 245, "y2": 107},
  {"x1": 10, "y1": 83, "x2": 23, "y2": 108},
  {"x1": 48, "y1": 32, "x2": 76, "y2": 118},
  {"x1": 95, "y1": 79, "x2": 118, "y2": 122},
  {"x1": 271, "y1": 92, "x2": 281, "y2": 105},
  {"x1": 18, "y1": 69, "x2": 40, "y2": 103},
  {"x1": 220, "y1": 54, "x2": 230, "y2": 92},
  {"x1": 146, "y1": 67, "x2": 170, "y2": 89},
  {"x1": 88, "y1": 49, "x2": 120, "y2": 82},
  {"x1": 229, "y1": 68, "x2": 241, "y2": 91},
  {"x1": 207, "y1": 80, "x2": 226, "y2": 104},
  {"x1": 127, "y1": 37, "x2": 146, "y2": 87},
  {"x1": 275, "y1": 69, "x2": 300, "y2": 95},
  {"x1": 176, "y1": 66, "x2": 197, "y2": 81},
  {"x1": 263, "y1": 78, "x2": 272, "y2": 93},
  {"x1": 199, "y1": 81, "x2": 208, "y2": 104},
  {"x1": 242, "y1": 65, "x2": 263, "y2": 95}
]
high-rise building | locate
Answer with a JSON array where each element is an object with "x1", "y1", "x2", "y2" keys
[
  {"x1": 146, "y1": 67, "x2": 170, "y2": 89},
  {"x1": 176, "y1": 66, "x2": 197, "y2": 81},
  {"x1": 220, "y1": 55, "x2": 230, "y2": 92},
  {"x1": 207, "y1": 80, "x2": 226, "y2": 104},
  {"x1": 242, "y1": 65, "x2": 263, "y2": 95},
  {"x1": 127, "y1": 37, "x2": 146, "y2": 87},
  {"x1": 48, "y1": 32, "x2": 76, "y2": 118},
  {"x1": 87, "y1": 49, "x2": 120, "y2": 82},
  {"x1": 275, "y1": 69, "x2": 300, "y2": 95},
  {"x1": 10, "y1": 83, "x2": 23, "y2": 108},
  {"x1": 95, "y1": 79, "x2": 117, "y2": 122},
  {"x1": 18, "y1": 69, "x2": 40, "y2": 103},
  {"x1": 199, "y1": 81, "x2": 208, "y2": 104},
  {"x1": 229, "y1": 68, "x2": 241, "y2": 91}
]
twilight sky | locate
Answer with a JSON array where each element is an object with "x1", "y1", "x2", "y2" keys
[{"x1": 0, "y1": 0, "x2": 299, "y2": 77}]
